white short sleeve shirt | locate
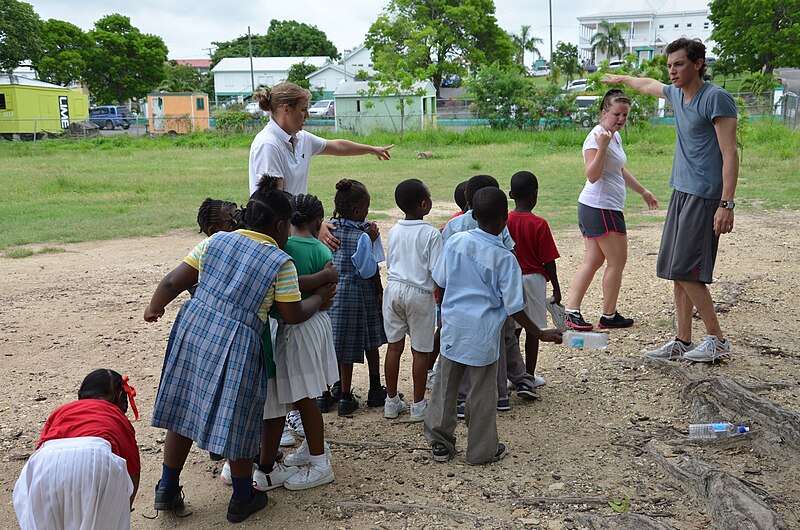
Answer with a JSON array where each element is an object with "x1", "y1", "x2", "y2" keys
[
  {"x1": 578, "y1": 125, "x2": 627, "y2": 211},
  {"x1": 248, "y1": 119, "x2": 327, "y2": 196},
  {"x1": 386, "y1": 220, "x2": 443, "y2": 293}
]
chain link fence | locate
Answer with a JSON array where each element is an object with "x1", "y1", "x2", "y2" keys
[{"x1": 778, "y1": 91, "x2": 799, "y2": 129}]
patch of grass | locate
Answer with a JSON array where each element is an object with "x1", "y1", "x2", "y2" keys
[
  {"x1": 0, "y1": 121, "x2": 797, "y2": 250},
  {"x1": 6, "y1": 246, "x2": 65, "y2": 259}
]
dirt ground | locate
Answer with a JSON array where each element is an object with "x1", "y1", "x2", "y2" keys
[{"x1": 1, "y1": 207, "x2": 799, "y2": 529}]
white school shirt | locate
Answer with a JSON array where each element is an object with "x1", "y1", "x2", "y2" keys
[
  {"x1": 432, "y1": 228, "x2": 526, "y2": 367},
  {"x1": 248, "y1": 119, "x2": 327, "y2": 196},
  {"x1": 441, "y1": 209, "x2": 515, "y2": 250},
  {"x1": 579, "y1": 125, "x2": 627, "y2": 211},
  {"x1": 386, "y1": 220, "x2": 443, "y2": 293}
]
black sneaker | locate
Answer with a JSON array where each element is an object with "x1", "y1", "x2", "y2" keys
[
  {"x1": 316, "y1": 391, "x2": 335, "y2": 413},
  {"x1": 516, "y1": 383, "x2": 537, "y2": 400},
  {"x1": 367, "y1": 386, "x2": 388, "y2": 407},
  {"x1": 337, "y1": 394, "x2": 359, "y2": 416},
  {"x1": 226, "y1": 488, "x2": 268, "y2": 523},
  {"x1": 489, "y1": 443, "x2": 508, "y2": 463},
  {"x1": 153, "y1": 481, "x2": 184, "y2": 511},
  {"x1": 565, "y1": 310, "x2": 594, "y2": 331},
  {"x1": 432, "y1": 441, "x2": 452, "y2": 462},
  {"x1": 598, "y1": 311, "x2": 634, "y2": 329}
]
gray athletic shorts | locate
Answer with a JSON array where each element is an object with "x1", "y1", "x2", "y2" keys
[
  {"x1": 656, "y1": 190, "x2": 719, "y2": 284},
  {"x1": 577, "y1": 202, "x2": 626, "y2": 239}
]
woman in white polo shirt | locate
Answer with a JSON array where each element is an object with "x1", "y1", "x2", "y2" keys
[{"x1": 249, "y1": 82, "x2": 393, "y2": 248}]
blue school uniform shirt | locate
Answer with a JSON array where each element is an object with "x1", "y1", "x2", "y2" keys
[
  {"x1": 441, "y1": 209, "x2": 515, "y2": 250},
  {"x1": 432, "y1": 228, "x2": 526, "y2": 367},
  {"x1": 337, "y1": 218, "x2": 386, "y2": 277}
]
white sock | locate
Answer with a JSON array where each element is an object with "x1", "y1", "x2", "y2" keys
[
  {"x1": 309, "y1": 453, "x2": 329, "y2": 468},
  {"x1": 603, "y1": 313, "x2": 616, "y2": 319},
  {"x1": 387, "y1": 393, "x2": 400, "y2": 403},
  {"x1": 565, "y1": 308, "x2": 580, "y2": 314},
  {"x1": 413, "y1": 399, "x2": 426, "y2": 406}
]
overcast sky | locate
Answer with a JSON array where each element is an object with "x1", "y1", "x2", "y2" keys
[{"x1": 26, "y1": 0, "x2": 602, "y2": 62}]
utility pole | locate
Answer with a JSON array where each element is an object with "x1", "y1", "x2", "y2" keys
[
  {"x1": 248, "y1": 26, "x2": 255, "y2": 101},
  {"x1": 549, "y1": 0, "x2": 553, "y2": 63}
]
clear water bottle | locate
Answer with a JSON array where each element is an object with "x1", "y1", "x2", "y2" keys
[
  {"x1": 688, "y1": 422, "x2": 750, "y2": 440},
  {"x1": 563, "y1": 331, "x2": 608, "y2": 350}
]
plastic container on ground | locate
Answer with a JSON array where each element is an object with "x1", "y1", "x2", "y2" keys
[
  {"x1": 563, "y1": 331, "x2": 608, "y2": 350},
  {"x1": 688, "y1": 422, "x2": 750, "y2": 440}
]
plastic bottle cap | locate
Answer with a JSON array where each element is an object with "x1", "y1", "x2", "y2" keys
[{"x1": 738, "y1": 426, "x2": 750, "y2": 433}]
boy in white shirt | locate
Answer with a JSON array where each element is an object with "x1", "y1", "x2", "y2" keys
[{"x1": 383, "y1": 179, "x2": 443, "y2": 422}]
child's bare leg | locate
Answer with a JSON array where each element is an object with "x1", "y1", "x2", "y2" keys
[
  {"x1": 163, "y1": 431, "x2": 193, "y2": 469},
  {"x1": 365, "y1": 348, "x2": 381, "y2": 379},
  {"x1": 525, "y1": 336, "x2": 540, "y2": 376},
  {"x1": 295, "y1": 397, "x2": 324, "y2": 455},
  {"x1": 410, "y1": 348, "x2": 429, "y2": 403},
  {"x1": 339, "y1": 362, "x2": 354, "y2": 395},
  {"x1": 258, "y1": 417, "x2": 285, "y2": 470},
  {"x1": 429, "y1": 323, "x2": 441, "y2": 370},
  {"x1": 384, "y1": 340, "x2": 405, "y2": 397}
]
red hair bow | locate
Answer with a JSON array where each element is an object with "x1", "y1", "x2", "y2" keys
[{"x1": 121, "y1": 376, "x2": 139, "y2": 421}]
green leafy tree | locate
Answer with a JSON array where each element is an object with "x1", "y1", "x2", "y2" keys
[
  {"x1": 210, "y1": 20, "x2": 338, "y2": 68},
  {"x1": 552, "y1": 41, "x2": 580, "y2": 84},
  {"x1": 354, "y1": 69, "x2": 370, "y2": 81},
  {"x1": 262, "y1": 20, "x2": 338, "y2": 59},
  {"x1": 366, "y1": 0, "x2": 515, "y2": 97},
  {"x1": 286, "y1": 61, "x2": 323, "y2": 99},
  {"x1": 466, "y1": 62, "x2": 532, "y2": 128},
  {"x1": 709, "y1": 0, "x2": 800, "y2": 75},
  {"x1": 0, "y1": 0, "x2": 42, "y2": 73},
  {"x1": 35, "y1": 19, "x2": 92, "y2": 86},
  {"x1": 157, "y1": 61, "x2": 204, "y2": 92},
  {"x1": 711, "y1": 57, "x2": 740, "y2": 88},
  {"x1": 84, "y1": 14, "x2": 168, "y2": 104},
  {"x1": 511, "y1": 25, "x2": 543, "y2": 68},
  {"x1": 590, "y1": 20, "x2": 627, "y2": 61},
  {"x1": 640, "y1": 53, "x2": 668, "y2": 83}
]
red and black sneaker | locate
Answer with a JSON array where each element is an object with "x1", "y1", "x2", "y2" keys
[
  {"x1": 565, "y1": 310, "x2": 594, "y2": 331},
  {"x1": 598, "y1": 311, "x2": 634, "y2": 329}
]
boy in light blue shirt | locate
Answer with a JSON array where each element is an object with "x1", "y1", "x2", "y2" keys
[{"x1": 424, "y1": 187, "x2": 562, "y2": 465}]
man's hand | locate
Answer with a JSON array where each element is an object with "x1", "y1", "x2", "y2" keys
[{"x1": 713, "y1": 207, "x2": 734, "y2": 235}]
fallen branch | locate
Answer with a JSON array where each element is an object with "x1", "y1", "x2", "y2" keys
[
  {"x1": 575, "y1": 513, "x2": 678, "y2": 530},
  {"x1": 329, "y1": 501, "x2": 486, "y2": 523},
  {"x1": 644, "y1": 440, "x2": 786, "y2": 530}
]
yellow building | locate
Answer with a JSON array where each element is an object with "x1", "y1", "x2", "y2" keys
[{"x1": 0, "y1": 75, "x2": 89, "y2": 137}]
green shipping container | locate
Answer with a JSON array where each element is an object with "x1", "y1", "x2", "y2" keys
[{"x1": 0, "y1": 75, "x2": 89, "y2": 136}]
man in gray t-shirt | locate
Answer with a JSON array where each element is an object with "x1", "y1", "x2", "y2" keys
[{"x1": 603, "y1": 38, "x2": 739, "y2": 363}]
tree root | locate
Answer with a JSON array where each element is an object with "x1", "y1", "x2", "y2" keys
[
  {"x1": 644, "y1": 440, "x2": 786, "y2": 530},
  {"x1": 575, "y1": 512, "x2": 678, "y2": 530}
]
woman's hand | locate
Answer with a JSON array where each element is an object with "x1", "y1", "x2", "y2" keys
[
  {"x1": 594, "y1": 130, "x2": 612, "y2": 150},
  {"x1": 373, "y1": 145, "x2": 394, "y2": 160},
  {"x1": 367, "y1": 221, "x2": 380, "y2": 242},
  {"x1": 641, "y1": 189, "x2": 659, "y2": 210},
  {"x1": 319, "y1": 221, "x2": 340, "y2": 251}
]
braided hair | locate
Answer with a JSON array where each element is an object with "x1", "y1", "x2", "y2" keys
[
  {"x1": 197, "y1": 198, "x2": 239, "y2": 236},
  {"x1": 240, "y1": 174, "x2": 293, "y2": 233},
  {"x1": 333, "y1": 179, "x2": 370, "y2": 220},
  {"x1": 290, "y1": 194, "x2": 325, "y2": 227}
]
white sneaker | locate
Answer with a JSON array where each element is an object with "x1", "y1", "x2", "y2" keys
[
  {"x1": 384, "y1": 395, "x2": 407, "y2": 419},
  {"x1": 283, "y1": 463, "x2": 335, "y2": 490},
  {"x1": 645, "y1": 338, "x2": 695, "y2": 360},
  {"x1": 286, "y1": 410, "x2": 305, "y2": 438},
  {"x1": 252, "y1": 463, "x2": 299, "y2": 491},
  {"x1": 683, "y1": 335, "x2": 731, "y2": 363},
  {"x1": 285, "y1": 439, "x2": 332, "y2": 467},
  {"x1": 409, "y1": 400, "x2": 428, "y2": 422},
  {"x1": 219, "y1": 461, "x2": 258, "y2": 486},
  {"x1": 532, "y1": 374, "x2": 546, "y2": 388},
  {"x1": 280, "y1": 423, "x2": 295, "y2": 447}
]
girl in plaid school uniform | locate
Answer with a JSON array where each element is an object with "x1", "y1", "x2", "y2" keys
[
  {"x1": 326, "y1": 179, "x2": 388, "y2": 416},
  {"x1": 144, "y1": 176, "x2": 335, "y2": 523}
]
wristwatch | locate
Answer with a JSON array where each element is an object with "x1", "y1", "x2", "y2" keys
[{"x1": 719, "y1": 200, "x2": 735, "y2": 209}]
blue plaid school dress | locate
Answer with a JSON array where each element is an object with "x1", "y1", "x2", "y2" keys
[
  {"x1": 151, "y1": 231, "x2": 291, "y2": 460},
  {"x1": 328, "y1": 219, "x2": 387, "y2": 364}
]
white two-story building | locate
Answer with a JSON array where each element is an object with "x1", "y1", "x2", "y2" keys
[
  {"x1": 212, "y1": 56, "x2": 331, "y2": 104},
  {"x1": 578, "y1": 0, "x2": 716, "y2": 64}
]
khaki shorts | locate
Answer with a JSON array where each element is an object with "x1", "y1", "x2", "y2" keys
[
  {"x1": 382, "y1": 281, "x2": 436, "y2": 352},
  {"x1": 515, "y1": 273, "x2": 548, "y2": 329}
]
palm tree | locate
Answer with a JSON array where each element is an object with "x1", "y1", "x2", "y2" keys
[
  {"x1": 590, "y1": 20, "x2": 627, "y2": 61},
  {"x1": 511, "y1": 25, "x2": 543, "y2": 68}
]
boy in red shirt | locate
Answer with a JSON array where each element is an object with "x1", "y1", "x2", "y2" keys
[{"x1": 507, "y1": 171, "x2": 561, "y2": 388}]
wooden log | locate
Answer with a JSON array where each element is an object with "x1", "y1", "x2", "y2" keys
[{"x1": 644, "y1": 440, "x2": 786, "y2": 530}]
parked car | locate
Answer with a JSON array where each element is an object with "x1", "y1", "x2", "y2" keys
[
  {"x1": 533, "y1": 66, "x2": 551, "y2": 77},
  {"x1": 566, "y1": 79, "x2": 589, "y2": 93},
  {"x1": 308, "y1": 100, "x2": 335, "y2": 118},
  {"x1": 608, "y1": 60, "x2": 625, "y2": 70},
  {"x1": 440, "y1": 74, "x2": 462, "y2": 88},
  {"x1": 573, "y1": 95, "x2": 601, "y2": 127},
  {"x1": 89, "y1": 106, "x2": 133, "y2": 130}
]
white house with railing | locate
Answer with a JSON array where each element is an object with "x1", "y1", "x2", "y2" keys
[
  {"x1": 578, "y1": 0, "x2": 716, "y2": 64},
  {"x1": 212, "y1": 56, "x2": 331, "y2": 104}
]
